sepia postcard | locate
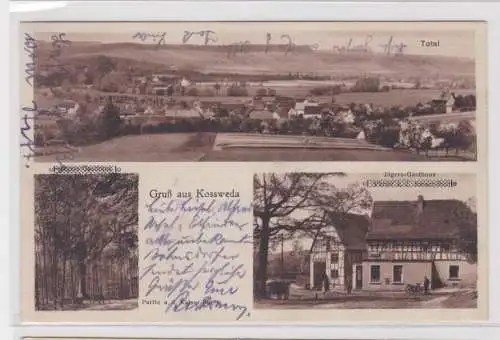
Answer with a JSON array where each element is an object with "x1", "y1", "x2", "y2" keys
[
  {"x1": 17, "y1": 22, "x2": 488, "y2": 324},
  {"x1": 20, "y1": 22, "x2": 486, "y2": 163}
]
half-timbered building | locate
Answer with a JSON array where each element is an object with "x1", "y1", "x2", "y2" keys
[
  {"x1": 358, "y1": 195, "x2": 477, "y2": 291},
  {"x1": 309, "y1": 214, "x2": 369, "y2": 290}
]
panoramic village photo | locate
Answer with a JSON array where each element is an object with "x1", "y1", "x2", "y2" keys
[
  {"x1": 34, "y1": 173, "x2": 139, "y2": 311},
  {"x1": 253, "y1": 173, "x2": 478, "y2": 309},
  {"x1": 32, "y1": 24, "x2": 478, "y2": 162}
]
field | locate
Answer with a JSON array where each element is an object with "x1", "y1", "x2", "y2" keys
[
  {"x1": 36, "y1": 86, "x2": 476, "y2": 112},
  {"x1": 35, "y1": 133, "x2": 210, "y2": 162},
  {"x1": 37, "y1": 40, "x2": 475, "y2": 78},
  {"x1": 410, "y1": 111, "x2": 476, "y2": 124},
  {"x1": 232, "y1": 86, "x2": 474, "y2": 107},
  {"x1": 333, "y1": 89, "x2": 474, "y2": 107},
  {"x1": 35, "y1": 132, "x2": 471, "y2": 162}
]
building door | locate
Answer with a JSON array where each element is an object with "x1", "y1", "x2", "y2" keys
[
  {"x1": 355, "y1": 265, "x2": 363, "y2": 289},
  {"x1": 313, "y1": 262, "x2": 326, "y2": 289}
]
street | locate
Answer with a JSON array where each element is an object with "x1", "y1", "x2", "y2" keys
[{"x1": 254, "y1": 285, "x2": 477, "y2": 309}]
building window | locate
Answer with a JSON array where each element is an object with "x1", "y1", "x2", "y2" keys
[
  {"x1": 370, "y1": 265, "x2": 381, "y2": 283},
  {"x1": 331, "y1": 269, "x2": 339, "y2": 279},
  {"x1": 393, "y1": 265, "x2": 403, "y2": 283},
  {"x1": 449, "y1": 265, "x2": 460, "y2": 279},
  {"x1": 330, "y1": 252, "x2": 339, "y2": 263}
]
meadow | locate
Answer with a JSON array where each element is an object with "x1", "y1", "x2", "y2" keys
[
  {"x1": 35, "y1": 132, "x2": 472, "y2": 163},
  {"x1": 192, "y1": 83, "x2": 475, "y2": 108}
]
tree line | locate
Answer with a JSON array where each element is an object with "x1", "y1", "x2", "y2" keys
[{"x1": 34, "y1": 173, "x2": 139, "y2": 310}]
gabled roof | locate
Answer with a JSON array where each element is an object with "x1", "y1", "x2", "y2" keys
[
  {"x1": 165, "y1": 109, "x2": 202, "y2": 118},
  {"x1": 315, "y1": 213, "x2": 370, "y2": 251},
  {"x1": 249, "y1": 110, "x2": 276, "y2": 120},
  {"x1": 304, "y1": 105, "x2": 323, "y2": 116},
  {"x1": 368, "y1": 198, "x2": 473, "y2": 240}
]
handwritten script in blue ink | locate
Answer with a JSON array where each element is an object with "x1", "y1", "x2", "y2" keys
[
  {"x1": 133, "y1": 32, "x2": 167, "y2": 47},
  {"x1": 141, "y1": 195, "x2": 252, "y2": 320},
  {"x1": 21, "y1": 32, "x2": 39, "y2": 166},
  {"x1": 24, "y1": 33, "x2": 36, "y2": 87},
  {"x1": 182, "y1": 30, "x2": 217, "y2": 45},
  {"x1": 20, "y1": 101, "x2": 37, "y2": 166}
]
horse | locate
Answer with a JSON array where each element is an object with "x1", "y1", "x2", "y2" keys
[{"x1": 267, "y1": 280, "x2": 291, "y2": 300}]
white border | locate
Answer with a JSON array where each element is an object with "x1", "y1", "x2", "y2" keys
[{"x1": 6, "y1": 1, "x2": 500, "y2": 339}]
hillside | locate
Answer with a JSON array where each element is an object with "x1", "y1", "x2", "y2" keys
[{"x1": 35, "y1": 41, "x2": 475, "y2": 78}]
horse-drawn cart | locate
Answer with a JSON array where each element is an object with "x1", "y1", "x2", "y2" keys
[{"x1": 406, "y1": 283, "x2": 425, "y2": 296}]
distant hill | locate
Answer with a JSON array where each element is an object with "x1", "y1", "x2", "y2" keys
[{"x1": 35, "y1": 40, "x2": 475, "y2": 78}]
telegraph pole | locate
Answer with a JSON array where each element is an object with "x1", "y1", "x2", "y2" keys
[{"x1": 280, "y1": 234, "x2": 284, "y2": 277}]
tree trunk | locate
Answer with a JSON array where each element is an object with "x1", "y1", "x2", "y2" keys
[
  {"x1": 256, "y1": 217, "x2": 270, "y2": 299},
  {"x1": 69, "y1": 259, "x2": 76, "y2": 303},
  {"x1": 51, "y1": 248, "x2": 58, "y2": 309},
  {"x1": 61, "y1": 257, "x2": 67, "y2": 308},
  {"x1": 78, "y1": 261, "x2": 88, "y2": 298}
]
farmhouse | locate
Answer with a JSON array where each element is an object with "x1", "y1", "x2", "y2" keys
[
  {"x1": 431, "y1": 93, "x2": 456, "y2": 114},
  {"x1": 54, "y1": 100, "x2": 80, "y2": 118},
  {"x1": 248, "y1": 109, "x2": 280, "y2": 121},
  {"x1": 309, "y1": 214, "x2": 369, "y2": 291},
  {"x1": 288, "y1": 99, "x2": 320, "y2": 117},
  {"x1": 359, "y1": 195, "x2": 477, "y2": 291}
]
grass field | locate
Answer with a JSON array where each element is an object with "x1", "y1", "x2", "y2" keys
[
  {"x1": 36, "y1": 133, "x2": 210, "y2": 162},
  {"x1": 332, "y1": 89, "x2": 474, "y2": 107},
  {"x1": 35, "y1": 132, "x2": 471, "y2": 162},
  {"x1": 37, "y1": 86, "x2": 475, "y2": 111},
  {"x1": 200, "y1": 148, "x2": 466, "y2": 162}
]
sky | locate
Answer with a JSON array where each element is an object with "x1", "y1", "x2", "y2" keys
[
  {"x1": 34, "y1": 22, "x2": 477, "y2": 59},
  {"x1": 265, "y1": 173, "x2": 476, "y2": 253}
]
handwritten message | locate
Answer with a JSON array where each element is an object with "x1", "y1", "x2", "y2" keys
[
  {"x1": 20, "y1": 33, "x2": 38, "y2": 166},
  {"x1": 131, "y1": 31, "x2": 407, "y2": 56},
  {"x1": 141, "y1": 189, "x2": 252, "y2": 320},
  {"x1": 24, "y1": 33, "x2": 36, "y2": 87},
  {"x1": 21, "y1": 32, "x2": 76, "y2": 167},
  {"x1": 133, "y1": 32, "x2": 167, "y2": 47},
  {"x1": 46, "y1": 33, "x2": 72, "y2": 75}
]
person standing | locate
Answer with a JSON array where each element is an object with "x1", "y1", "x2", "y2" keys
[
  {"x1": 346, "y1": 275, "x2": 353, "y2": 295},
  {"x1": 323, "y1": 272, "x2": 330, "y2": 293},
  {"x1": 424, "y1": 275, "x2": 430, "y2": 295}
]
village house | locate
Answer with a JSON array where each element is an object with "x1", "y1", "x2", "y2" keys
[
  {"x1": 164, "y1": 107, "x2": 204, "y2": 119},
  {"x1": 248, "y1": 109, "x2": 280, "y2": 121},
  {"x1": 359, "y1": 195, "x2": 477, "y2": 291},
  {"x1": 309, "y1": 214, "x2": 369, "y2": 291},
  {"x1": 288, "y1": 98, "x2": 320, "y2": 117},
  {"x1": 152, "y1": 73, "x2": 179, "y2": 84},
  {"x1": 303, "y1": 105, "x2": 324, "y2": 119},
  {"x1": 54, "y1": 100, "x2": 80, "y2": 118},
  {"x1": 431, "y1": 92, "x2": 456, "y2": 114}
]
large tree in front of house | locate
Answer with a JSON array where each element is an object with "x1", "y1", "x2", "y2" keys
[
  {"x1": 305, "y1": 182, "x2": 372, "y2": 254},
  {"x1": 253, "y1": 173, "x2": 372, "y2": 298}
]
